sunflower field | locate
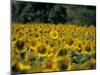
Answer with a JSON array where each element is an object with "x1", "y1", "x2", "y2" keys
[{"x1": 11, "y1": 23, "x2": 96, "y2": 73}]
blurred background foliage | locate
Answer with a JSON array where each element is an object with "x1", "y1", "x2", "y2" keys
[{"x1": 12, "y1": 1, "x2": 96, "y2": 25}]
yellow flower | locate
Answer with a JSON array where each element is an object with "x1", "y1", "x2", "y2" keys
[
  {"x1": 50, "y1": 31, "x2": 58, "y2": 39},
  {"x1": 81, "y1": 44, "x2": 93, "y2": 55},
  {"x1": 36, "y1": 44, "x2": 47, "y2": 56},
  {"x1": 29, "y1": 39, "x2": 37, "y2": 46},
  {"x1": 73, "y1": 40, "x2": 83, "y2": 52},
  {"x1": 82, "y1": 58, "x2": 96, "y2": 69},
  {"x1": 12, "y1": 23, "x2": 96, "y2": 73},
  {"x1": 69, "y1": 64, "x2": 82, "y2": 70},
  {"x1": 64, "y1": 44, "x2": 71, "y2": 49},
  {"x1": 17, "y1": 62, "x2": 25, "y2": 71},
  {"x1": 24, "y1": 54, "x2": 33, "y2": 62},
  {"x1": 67, "y1": 64, "x2": 73, "y2": 71},
  {"x1": 27, "y1": 39, "x2": 37, "y2": 51},
  {"x1": 12, "y1": 58, "x2": 17, "y2": 67},
  {"x1": 44, "y1": 59, "x2": 54, "y2": 70},
  {"x1": 66, "y1": 36, "x2": 74, "y2": 46},
  {"x1": 17, "y1": 62, "x2": 31, "y2": 71},
  {"x1": 46, "y1": 48, "x2": 55, "y2": 57},
  {"x1": 54, "y1": 56, "x2": 71, "y2": 71}
]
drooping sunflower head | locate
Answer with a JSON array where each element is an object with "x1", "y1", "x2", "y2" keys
[
  {"x1": 50, "y1": 31, "x2": 58, "y2": 39},
  {"x1": 55, "y1": 56, "x2": 71, "y2": 71}
]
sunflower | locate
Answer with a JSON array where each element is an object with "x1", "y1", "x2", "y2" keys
[
  {"x1": 46, "y1": 48, "x2": 56, "y2": 57},
  {"x1": 73, "y1": 40, "x2": 83, "y2": 52},
  {"x1": 44, "y1": 59, "x2": 54, "y2": 70},
  {"x1": 67, "y1": 64, "x2": 73, "y2": 71},
  {"x1": 17, "y1": 62, "x2": 31, "y2": 71},
  {"x1": 69, "y1": 64, "x2": 83, "y2": 70},
  {"x1": 82, "y1": 58, "x2": 96, "y2": 69},
  {"x1": 12, "y1": 51, "x2": 19, "y2": 66},
  {"x1": 36, "y1": 44, "x2": 47, "y2": 56},
  {"x1": 64, "y1": 44, "x2": 71, "y2": 49},
  {"x1": 53, "y1": 56, "x2": 71, "y2": 71},
  {"x1": 27, "y1": 39, "x2": 37, "y2": 52},
  {"x1": 50, "y1": 31, "x2": 58, "y2": 39},
  {"x1": 24, "y1": 53, "x2": 33, "y2": 62},
  {"x1": 81, "y1": 44, "x2": 93, "y2": 55},
  {"x1": 42, "y1": 57, "x2": 58, "y2": 72},
  {"x1": 65, "y1": 36, "x2": 74, "y2": 46},
  {"x1": 57, "y1": 48, "x2": 68, "y2": 57}
]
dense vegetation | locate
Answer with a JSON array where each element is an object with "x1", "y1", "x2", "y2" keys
[
  {"x1": 12, "y1": 1, "x2": 96, "y2": 25},
  {"x1": 12, "y1": 23, "x2": 96, "y2": 74}
]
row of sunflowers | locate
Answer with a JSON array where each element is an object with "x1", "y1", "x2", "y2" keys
[{"x1": 12, "y1": 23, "x2": 96, "y2": 73}]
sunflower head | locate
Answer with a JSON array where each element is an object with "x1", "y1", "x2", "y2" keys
[
  {"x1": 46, "y1": 48, "x2": 55, "y2": 57},
  {"x1": 66, "y1": 36, "x2": 74, "y2": 46},
  {"x1": 30, "y1": 39, "x2": 37, "y2": 47},
  {"x1": 57, "y1": 48, "x2": 68, "y2": 57},
  {"x1": 82, "y1": 44, "x2": 93, "y2": 55},
  {"x1": 50, "y1": 31, "x2": 58, "y2": 39},
  {"x1": 56, "y1": 56, "x2": 71, "y2": 71},
  {"x1": 16, "y1": 40, "x2": 25, "y2": 50},
  {"x1": 82, "y1": 58, "x2": 96, "y2": 70},
  {"x1": 36, "y1": 45, "x2": 47, "y2": 56},
  {"x1": 17, "y1": 62, "x2": 31, "y2": 71}
]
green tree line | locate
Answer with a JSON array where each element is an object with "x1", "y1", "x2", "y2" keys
[{"x1": 12, "y1": 1, "x2": 96, "y2": 25}]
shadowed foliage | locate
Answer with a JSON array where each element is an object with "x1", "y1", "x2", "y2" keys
[{"x1": 12, "y1": 1, "x2": 96, "y2": 25}]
